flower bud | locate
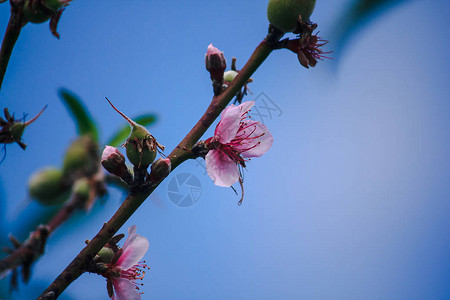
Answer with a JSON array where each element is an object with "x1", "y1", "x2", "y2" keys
[
  {"x1": 149, "y1": 158, "x2": 171, "y2": 183},
  {"x1": 267, "y1": 0, "x2": 316, "y2": 33},
  {"x1": 106, "y1": 98, "x2": 164, "y2": 170},
  {"x1": 101, "y1": 146, "x2": 131, "y2": 180},
  {"x1": 223, "y1": 70, "x2": 239, "y2": 84},
  {"x1": 28, "y1": 167, "x2": 69, "y2": 205},
  {"x1": 72, "y1": 178, "x2": 90, "y2": 202},
  {"x1": 62, "y1": 135, "x2": 99, "y2": 178},
  {"x1": 205, "y1": 44, "x2": 226, "y2": 82},
  {"x1": 97, "y1": 247, "x2": 115, "y2": 264}
]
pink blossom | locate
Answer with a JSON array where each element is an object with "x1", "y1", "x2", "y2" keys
[
  {"x1": 205, "y1": 101, "x2": 273, "y2": 187},
  {"x1": 106, "y1": 226, "x2": 149, "y2": 300}
]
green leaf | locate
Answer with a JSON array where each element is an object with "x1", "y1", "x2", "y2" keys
[
  {"x1": 106, "y1": 114, "x2": 157, "y2": 147},
  {"x1": 331, "y1": 0, "x2": 410, "y2": 58},
  {"x1": 58, "y1": 88, "x2": 99, "y2": 141}
]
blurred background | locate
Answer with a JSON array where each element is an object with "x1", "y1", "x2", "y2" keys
[{"x1": 1, "y1": 0, "x2": 450, "y2": 299}]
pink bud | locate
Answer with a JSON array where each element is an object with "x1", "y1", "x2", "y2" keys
[
  {"x1": 206, "y1": 44, "x2": 221, "y2": 56},
  {"x1": 205, "y1": 43, "x2": 226, "y2": 82},
  {"x1": 149, "y1": 158, "x2": 171, "y2": 183},
  {"x1": 101, "y1": 146, "x2": 131, "y2": 181}
]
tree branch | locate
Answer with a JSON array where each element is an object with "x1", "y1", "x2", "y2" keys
[
  {"x1": 0, "y1": 170, "x2": 105, "y2": 283},
  {"x1": 38, "y1": 27, "x2": 283, "y2": 299},
  {"x1": 0, "y1": 194, "x2": 82, "y2": 280},
  {"x1": 0, "y1": 0, "x2": 27, "y2": 91}
]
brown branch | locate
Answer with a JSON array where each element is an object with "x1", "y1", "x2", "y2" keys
[
  {"x1": 0, "y1": 0, "x2": 27, "y2": 91},
  {"x1": 0, "y1": 171, "x2": 104, "y2": 282},
  {"x1": 38, "y1": 26, "x2": 283, "y2": 300},
  {"x1": 0, "y1": 195, "x2": 82, "y2": 280}
]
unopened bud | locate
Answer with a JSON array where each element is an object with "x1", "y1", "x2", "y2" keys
[
  {"x1": 205, "y1": 44, "x2": 226, "y2": 82},
  {"x1": 223, "y1": 70, "x2": 239, "y2": 84},
  {"x1": 101, "y1": 146, "x2": 131, "y2": 180},
  {"x1": 149, "y1": 158, "x2": 171, "y2": 183},
  {"x1": 28, "y1": 167, "x2": 69, "y2": 205},
  {"x1": 72, "y1": 178, "x2": 90, "y2": 202},
  {"x1": 97, "y1": 247, "x2": 115, "y2": 264},
  {"x1": 62, "y1": 135, "x2": 99, "y2": 178}
]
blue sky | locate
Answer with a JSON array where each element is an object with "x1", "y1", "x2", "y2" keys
[{"x1": 1, "y1": 0, "x2": 450, "y2": 299}]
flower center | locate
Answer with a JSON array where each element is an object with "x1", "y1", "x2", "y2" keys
[
  {"x1": 120, "y1": 261, "x2": 149, "y2": 292},
  {"x1": 219, "y1": 121, "x2": 266, "y2": 166},
  {"x1": 303, "y1": 35, "x2": 331, "y2": 61}
]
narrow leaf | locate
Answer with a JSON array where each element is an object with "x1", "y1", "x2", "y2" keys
[
  {"x1": 331, "y1": 0, "x2": 410, "y2": 57},
  {"x1": 106, "y1": 114, "x2": 157, "y2": 147},
  {"x1": 58, "y1": 88, "x2": 99, "y2": 141}
]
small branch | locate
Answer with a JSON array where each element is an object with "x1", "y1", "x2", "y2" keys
[
  {"x1": 0, "y1": 169, "x2": 105, "y2": 283},
  {"x1": 169, "y1": 38, "x2": 277, "y2": 169},
  {"x1": 0, "y1": 0, "x2": 27, "y2": 91},
  {"x1": 38, "y1": 28, "x2": 282, "y2": 299},
  {"x1": 0, "y1": 226, "x2": 49, "y2": 282},
  {"x1": 38, "y1": 192, "x2": 150, "y2": 300},
  {"x1": 0, "y1": 193, "x2": 84, "y2": 278}
]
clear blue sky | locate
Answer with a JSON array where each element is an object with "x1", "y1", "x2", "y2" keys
[{"x1": 1, "y1": 0, "x2": 450, "y2": 299}]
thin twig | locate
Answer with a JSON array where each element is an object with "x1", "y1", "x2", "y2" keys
[
  {"x1": 0, "y1": 195, "x2": 82, "y2": 278},
  {"x1": 0, "y1": 170, "x2": 104, "y2": 281},
  {"x1": 0, "y1": 0, "x2": 27, "y2": 91},
  {"x1": 38, "y1": 28, "x2": 282, "y2": 299}
]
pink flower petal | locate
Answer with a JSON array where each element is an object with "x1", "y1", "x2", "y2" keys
[
  {"x1": 121, "y1": 225, "x2": 137, "y2": 250},
  {"x1": 112, "y1": 278, "x2": 141, "y2": 300},
  {"x1": 205, "y1": 149, "x2": 240, "y2": 187},
  {"x1": 235, "y1": 121, "x2": 273, "y2": 158},
  {"x1": 214, "y1": 101, "x2": 255, "y2": 144},
  {"x1": 238, "y1": 100, "x2": 255, "y2": 115},
  {"x1": 215, "y1": 105, "x2": 241, "y2": 144},
  {"x1": 116, "y1": 228, "x2": 149, "y2": 271}
]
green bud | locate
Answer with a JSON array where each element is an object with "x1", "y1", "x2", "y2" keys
[
  {"x1": 97, "y1": 247, "x2": 115, "y2": 264},
  {"x1": 28, "y1": 167, "x2": 68, "y2": 205},
  {"x1": 106, "y1": 98, "x2": 164, "y2": 169},
  {"x1": 9, "y1": 123, "x2": 26, "y2": 141},
  {"x1": 267, "y1": 0, "x2": 316, "y2": 33},
  {"x1": 125, "y1": 124, "x2": 158, "y2": 169},
  {"x1": 72, "y1": 178, "x2": 90, "y2": 201},
  {"x1": 223, "y1": 70, "x2": 238, "y2": 83},
  {"x1": 62, "y1": 135, "x2": 99, "y2": 177}
]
